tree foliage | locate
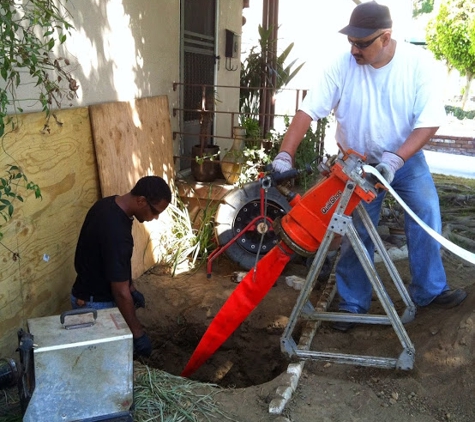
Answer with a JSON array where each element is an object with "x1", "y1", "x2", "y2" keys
[
  {"x1": 0, "y1": 0, "x2": 78, "y2": 136},
  {"x1": 413, "y1": 0, "x2": 435, "y2": 17},
  {"x1": 426, "y1": 0, "x2": 475, "y2": 108}
]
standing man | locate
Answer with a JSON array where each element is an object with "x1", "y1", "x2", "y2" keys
[
  {"x1": 71, "y1": 175, "x2": 172, "y2": 355},
  {"x1": 272, "y1": 1, "x2": 467, "y2": 330}
]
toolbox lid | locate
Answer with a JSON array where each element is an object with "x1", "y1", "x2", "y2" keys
[{"x1": 27, "y1": 308, "x2": 132, "y2": 353}]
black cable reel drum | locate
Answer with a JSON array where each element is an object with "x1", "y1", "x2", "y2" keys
[{"x1": 214, "y1": 180, "x2": 291, "y2": 270}]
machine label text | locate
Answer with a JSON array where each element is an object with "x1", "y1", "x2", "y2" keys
[{"x1": 321, "y1": 190, "x2": 342, "y2": 214}]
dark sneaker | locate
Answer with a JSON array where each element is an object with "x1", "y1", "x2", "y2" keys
[
  {"x1": 431, "y1": 289, "x2": 467, "y2": 308},
  {"x1": 332, "y1": 310, "x2": 356, "y2": 332}
]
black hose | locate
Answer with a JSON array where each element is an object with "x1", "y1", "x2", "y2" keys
[{"x1": 264, "y1": 164, "x2": 313, "y2": 186}]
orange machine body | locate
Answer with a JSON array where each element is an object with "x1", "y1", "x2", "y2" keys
[{"x1": 279, "y1": 156, "x2": 377, "y2": 255}]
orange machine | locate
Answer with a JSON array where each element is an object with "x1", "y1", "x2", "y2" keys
[
  {"x1": 275, "y1": 148, "x2": 376, "y2": 257},
  {"x1": 182, "y1": 149, "x2": 380, "y2": 377}
]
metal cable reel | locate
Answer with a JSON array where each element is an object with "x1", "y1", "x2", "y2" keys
[{"x1": 213, "y1": 180, "x2": 291, "y2": 270}]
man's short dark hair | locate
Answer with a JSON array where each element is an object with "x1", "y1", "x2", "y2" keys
[{"x1": 131, "y1": 176, "x2": 172, "y2": 203}]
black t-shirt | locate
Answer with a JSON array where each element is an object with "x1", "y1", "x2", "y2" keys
[{"x1": 72, "y1": 195, "x2": 133, "y2": 301}]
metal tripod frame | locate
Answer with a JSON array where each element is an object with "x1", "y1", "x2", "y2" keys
[{"x1": 280, "y1": 179, "x2": 417, "y2": 370}]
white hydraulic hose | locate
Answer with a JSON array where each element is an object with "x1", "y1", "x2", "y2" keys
[{"x1": 363, "y1": 165, "x2": 475, "y2": 266}]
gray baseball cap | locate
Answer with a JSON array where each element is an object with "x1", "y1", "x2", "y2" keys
[{"x1": 339, "y1": 1, "x2": 392, "y2": 38}]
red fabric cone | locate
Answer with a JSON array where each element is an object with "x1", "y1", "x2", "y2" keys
[{"x1": 181, "y1": 242, "x2": 293, "y2": 377}]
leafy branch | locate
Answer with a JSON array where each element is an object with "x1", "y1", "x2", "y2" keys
[{"x1": 0, "y1": 165, "x2": 42, "y2": 241}]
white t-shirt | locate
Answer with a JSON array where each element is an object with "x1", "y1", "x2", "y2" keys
[{"x1": 300, "y1": 41, "x2": 446, "y2": 163}]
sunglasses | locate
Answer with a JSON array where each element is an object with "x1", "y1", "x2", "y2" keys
[
  {"x1": 348, "y1": 32, "x2": 385, "y2": 50},
  {"x1": 145, "y1": 198, "x2": 160, "y2": 216}
]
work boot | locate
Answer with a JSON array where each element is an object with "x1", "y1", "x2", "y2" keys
[
  {"x1": 430, "y1": 288, "x2": 467, "y2": 308},
  {"x1": 332, "y1": 310, "x2": 356, "y2": 332}
]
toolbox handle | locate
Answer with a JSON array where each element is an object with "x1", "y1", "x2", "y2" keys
[{"x1": 60, "y1": 308, "x2": 98, "y2": 330}]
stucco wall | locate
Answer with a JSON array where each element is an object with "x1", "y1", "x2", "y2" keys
[
  {"x1": 61, "y1": 0, "x2": 243, "y2": 161},
  {"x1": 9, "y1": 0, "x2": 181, "y2": 159}
]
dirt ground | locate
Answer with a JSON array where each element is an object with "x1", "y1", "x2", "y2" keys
[
  {"x1": 136, "y1": 210, "x2": 475, "y2": 422},
  {"x1": 1, "y1": 174, "x2": 473, "y2": 422}
]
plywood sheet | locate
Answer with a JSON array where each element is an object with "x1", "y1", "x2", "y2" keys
[
  {"x1": 0, "y1": 107, "x2": 100, "y2": 356},
  {"x1": 89, "y1": 96, "x2": 175, "y2": 278}
]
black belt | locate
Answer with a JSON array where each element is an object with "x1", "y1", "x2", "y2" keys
[{"x1": 73, "y1": 291, "x2": 114, "y2": 302}]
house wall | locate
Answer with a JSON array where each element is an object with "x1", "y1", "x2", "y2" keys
[
  {"x1": 9, "y1": 0, "x2": 244, "y2": 165},
  {"x1": 214, "y1": 1, "x2": 245, "y2": 155},
  {"x1": 0, "y1": 0, "x2": 244, "y2": 357}
]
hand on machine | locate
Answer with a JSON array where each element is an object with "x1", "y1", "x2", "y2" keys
[{"x1": 272, "y1": 151, "x2": 293, "y2": 173}]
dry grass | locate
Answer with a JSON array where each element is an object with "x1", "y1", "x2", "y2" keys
[{"x1": 133, "y1": 364, "x2": 236, "y2": 422}]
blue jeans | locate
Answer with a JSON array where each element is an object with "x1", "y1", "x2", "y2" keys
[
  {"x1": 71, "y1": 294, "x2": 116, "y2": 310},
  {"x1": 335, "y1": 151, "x2": 448, "y2": 312}
]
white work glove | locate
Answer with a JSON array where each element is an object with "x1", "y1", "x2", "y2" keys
[
  {"x1": 375, "y1": 151, "x2": 405, "y2": 184},
  {"x1": 272, "y1": 151, "x2": 293, "y2": 173}
]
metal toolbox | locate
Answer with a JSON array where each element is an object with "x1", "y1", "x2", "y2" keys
[{"x1": 23, "y1": 308, "x2": 133, "y2": 422}]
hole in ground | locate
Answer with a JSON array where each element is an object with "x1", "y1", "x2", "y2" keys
[
  {"x1": 136, "y1": 258, "x2": 314, "y2": 388},
  {"x1": 146, "y1": 319, "x2": 293, "y2": 388}
]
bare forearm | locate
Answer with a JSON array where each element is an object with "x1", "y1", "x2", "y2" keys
[
  {"x1": 113, "y1": 288, "x2": 144, "y2": 338},
  {"x1": 279, "y1": 111, "x2": 313, "y2": 157},
  {"x1": 395, "y1": 127, "x2": 439, "y2": 161}
]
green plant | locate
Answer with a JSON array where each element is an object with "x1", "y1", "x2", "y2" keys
[
  {"x1": 193, "y1": 150, "x2": 220, "y2": 166},
  {"x1": 191, "y1": 189, "x2": 219, "y2": 263},
  {"x1": 240, "y1": 116, "x2": 262, "y2": 149},
  {"x1": 220, "y1": 116, "x2": 273, "y2": 186},
  {"x1": 445, "y1": 105, "x2": 475, "y2": 120},
  {"x1": 0, "y1": 165, "x2": 42, "y2": 240},
  {"x1": 240, "y1": 24, "x2": 305, "y2": 124},
  {"x1": 0, "y1": 0, "x2": 77, "y2": 135},
  {"x1": 0, "y1": 0, "x2": 77, "y2": 239},
  {"x1": 236, "y1": 25, "x2": 306, "y2": 184},
  {"x1": 157, "y1": 187, "x2": 219, "y2": 276},
  {"x1": 413, "y1": 0, "x2": 435, "y2": 17},
  {"x1": 157, "y1": 199, "x2": 199, "y2": 275},
  {"x1": 234, "y1": 145, "x2": 273, "y2": 187}
]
